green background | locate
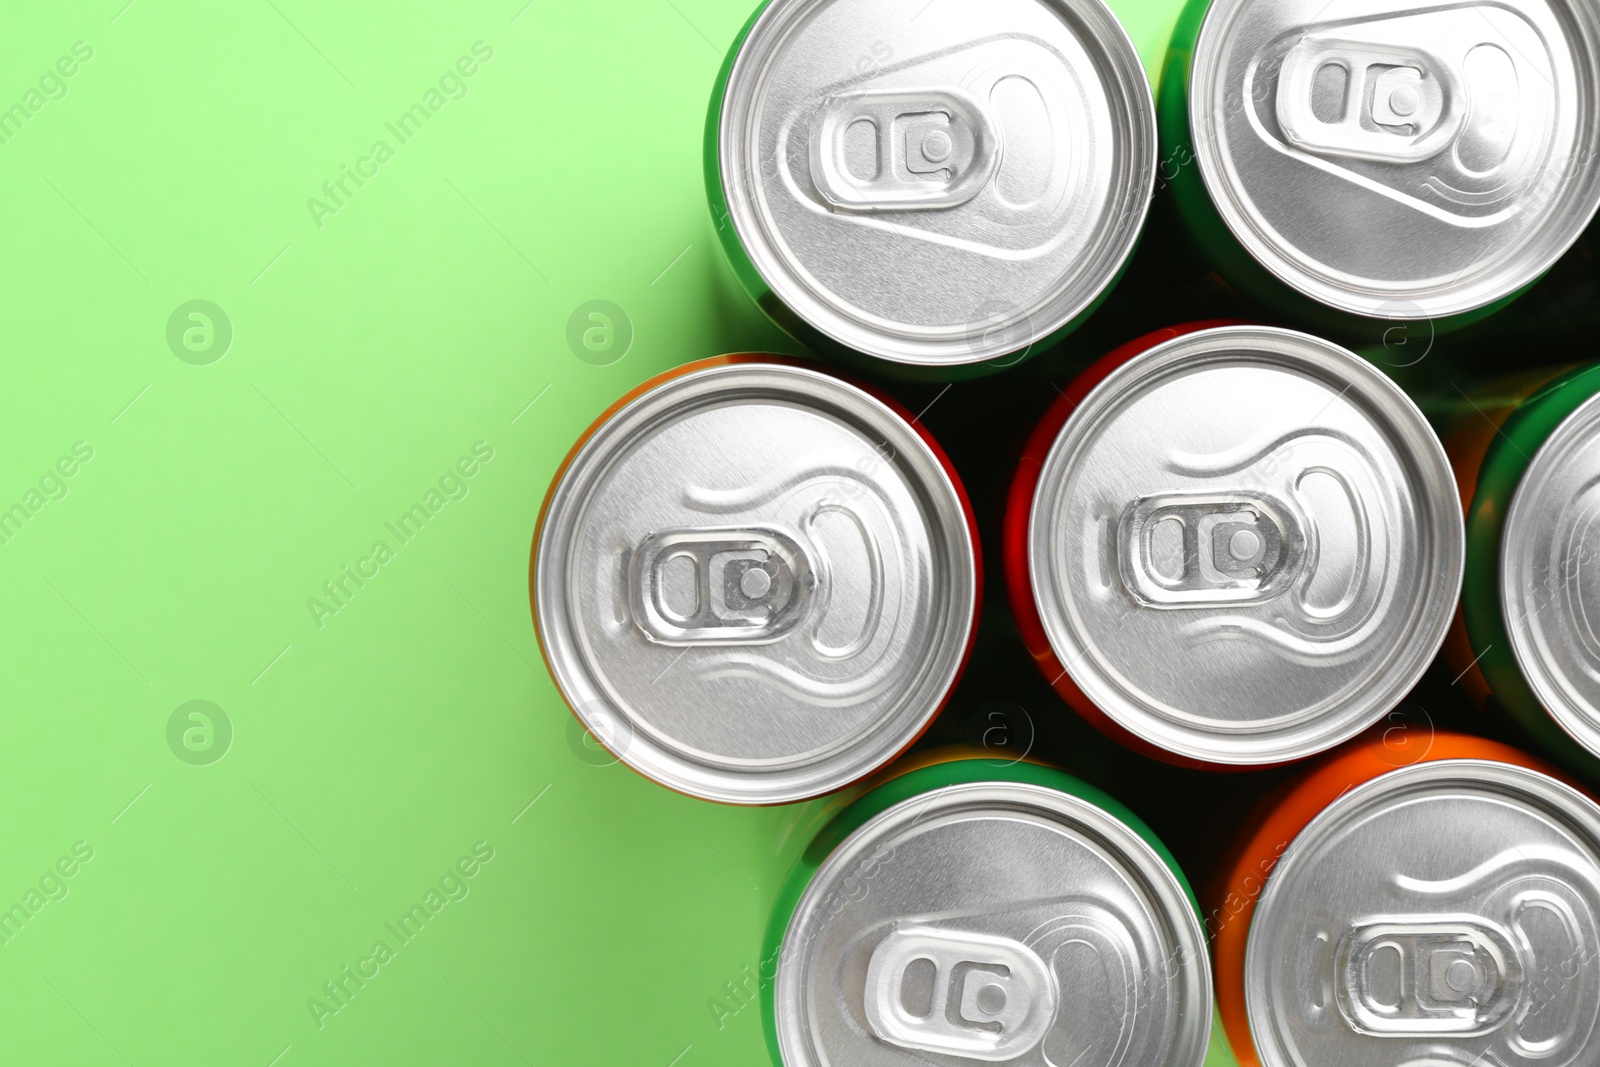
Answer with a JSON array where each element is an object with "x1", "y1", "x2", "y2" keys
[{"x1": 0, "y1": 1, "x2": 1182, "y2": 1064}]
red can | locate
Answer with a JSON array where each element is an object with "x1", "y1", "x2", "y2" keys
[{"x1": 1004, "y1": 323, "x2": 1463, "y2": 768}]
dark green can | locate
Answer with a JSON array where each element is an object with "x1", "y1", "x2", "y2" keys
[
  {"x1": 1441, "y1": 364, "x2": 1600, "y2": 779},
  {"x1": 1157, "y1": 0, "x2": 1600, "y2": 342},
  {"x1": 759, "y1": 755, "x2": 1238, "y2": 1065},
  {"x1": 704, "y1": 0, "x2": 1157, "y2": 379}
]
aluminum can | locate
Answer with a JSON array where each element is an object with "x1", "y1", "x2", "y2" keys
[
  {"x1": 764, "y1": 756, "x2": 1218, "y2": 1065},
  {"x1": 532, "y1": 356, "x2": 979, "y2": 804},
  {"x1": 706, "y1": 0, "x2": 1156, "y2": 376},
  {"x1": 1440, "y1": 365, "x2": 1600, "y2": 776},
  {"x1": 1004, "y1": 323, "x2": 1463, "y2": 766},
  {"x1": 1159, "y1": 0, "x2": 1600, "y2": 339},
  {"x1": 1210, "y1": 732, "x2": 1600, "y2": 1067}
]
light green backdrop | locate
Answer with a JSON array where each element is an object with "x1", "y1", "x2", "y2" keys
[{"x1": 0, "y1": 1, "x2": 1183, "y2": 1063}]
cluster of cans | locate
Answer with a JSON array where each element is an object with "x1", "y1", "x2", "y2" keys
[{"x1": 534, "y1": 0, "x2": 1600, "y2": 1063}]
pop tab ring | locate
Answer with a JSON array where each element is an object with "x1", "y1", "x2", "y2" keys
[
  {"x1": 863, "y1": 926, "x2": 1058, "y2": 1060},
  {"x1": 1117, "y1": 490, "x2": 1306, "y2": 608},
  {"x1": 809, "y1": 87, "x2": 1001, "y2": 212},
  {"x1": 1334, "y1": 917, "x2": 1524, "y2": 1037},
  {"x1": 1028, "y1": 326, "x2": 1462, "y2": 765},
  {"x1": 1275, "y1": 36, "x2": 1465, "y2": 164},
  {"x1": 1245, "y1": 760, "x2": 1600, "y2": 1067},
  {"x1": 629, "y1": 526, "x2": 815, "y2": 645}
]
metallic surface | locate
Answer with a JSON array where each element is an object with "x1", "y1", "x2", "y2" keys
[
  {"x1": 776, "y1": 781, "x2": 1211, "y2": 1066},
  {"x1": 1028, "y1": 326, "x2": 1462, "y2": 764},
  {"x1": 1246, "y1": 760, "x2": 1600, "y2": 1067},
  {"x1": 534, "y1": 361, "x2": 976, "y2": 804},
  {"x1": 717, "y1": 0, "x2": 1155, "y2": 365},
  {"x1": 1190, "y1": 0, "x2": 1600, "y2": 319},
  {"x1": 1503, "y1": 392, "x2": 1600, "y2": 761}
]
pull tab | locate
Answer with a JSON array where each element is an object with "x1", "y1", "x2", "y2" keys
[
  {"x1": 1276, "y1": 36, "x2": 1464, "y2": 163},
  {"x1": 863, "y1": 927, "x2": 1056, "y2": 1061},
  {"x1": 629, "y1": 527, "x2": 812, "y2": 645},
  {"x1": 1335, "y1": 918, "x2": 1523, "y2": 1036},
  {"x1": 1117, "y1": 492, "x2": 1306, "y2": 608},
  {"x1": 809, "y1": 88, "x2": 1000, "y2": 212}
]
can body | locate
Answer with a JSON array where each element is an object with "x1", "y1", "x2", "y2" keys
[
  {"x1": 706, "y1": 0, "x2": 1156, "y2": 379},
  {"x1": 1159, "y1": 0, "x2": 1600, "y2": 342},
  {"x1": 1441, "y1": 364, "x2": 1600, "y2": 776},
  {"x1": 531, "y1": 355, "x2": 981, "y2": 804},
  {"x1": 1005, "y1": 323, "x2": 1463, "y2": 768},
  {"x1": 1211, "y1": 732, "x2": 1600, "y2": 1067},
  {"x1": 762, "y1": 755, "x2": 1226, "y2": 1066}
]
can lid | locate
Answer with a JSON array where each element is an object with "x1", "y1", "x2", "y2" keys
[
  {"x1": 534, "y1": 361, "x2": 976, "y2": 804},
  {"x1": 776, "y1": 780, "x2": 1211, "y2": 1066},
  {"x1": 1502, "y1": 388, "x2": 1600, "y2": 759},
  {"x1": 717, "y1": 0, "x2": 1154, "y2": 366},
  {"x1": 1245, "y1": 759, "x2": 1600, "y2": 1066},
  {"x1": 1190, "y1": 0, "x2": 1600, "y2": 320},
  {"x1": 1028, "y1": 326, "x2": 1463, "y2": 764}
]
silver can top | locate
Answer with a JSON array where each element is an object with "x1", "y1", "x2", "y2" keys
[
  {"x1": 1190, "y1": 0, "x2": 1600, "y2": 320},
  {"x1": 1245, "y1": 759, "x2": 1600, "y2": 1067},
  {"x1": 775, "y1": 779, "x2": 1211, "y2": 1066},
  {"x1": 716, "y1": 0, "x2": 1154, "y2": 366},
  {"x1": 1503, "y1": 386, "x2": 1600, "y2": 760},
  {"x1": 1028, "y1": 326, "x2": 1463, "y2": 764},
  {"x1": 534, "y1": 361, "x2": 976, "y2": 804}
]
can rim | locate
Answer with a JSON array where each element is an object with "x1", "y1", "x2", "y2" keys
[
  {"x1": 533, "y1": 360, "x2": 978, "y2": 804},
  {"x1": 716, "y1": 0, "x2": 1156, "y2": 366},
  {"x1": 1189, "y1": 0, "x2": 1600, "y2": 320},
  {"x1": 1242, "y1": 758, "x2": 1600, "y2": 1065},
  {"x1": 1027, "y1": 325, "x2": 1464, "y2": 765},
  {"x1": 1502, "y1": 388, "x2": 1600, "y2": 760},
  {"x1": 774, "y1": 778, "x2": 1213, "y2": 1066}
]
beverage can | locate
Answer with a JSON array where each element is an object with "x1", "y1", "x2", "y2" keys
[
  {"x1": 532, "y1": 356, "x2": 979, "y2": 803},
  {"x1": 708, "y1": 0, "x2": 1156, "y2": 374}
]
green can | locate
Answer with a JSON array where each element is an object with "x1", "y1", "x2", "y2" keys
[
  {"x1": 704, "y1": 0, "x2": 1156, "y2": 379},
  {"x1": 758, "y1": 755, "x2": 1237, "y2": 1066},
  {"x1": 1441, "y1": 364, "x2": 1600, "y2": 778},
  {"x1": 1157, "y1": 0, "x2": 1600, "y2": 342}
]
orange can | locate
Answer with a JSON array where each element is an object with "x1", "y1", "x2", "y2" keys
[
  {"x1": 1211, "y1": 730, "x2": 1600, "y2": 1067},
  {"x1": 531, "y1": 355, "x2": 981, "y2": 804}
]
